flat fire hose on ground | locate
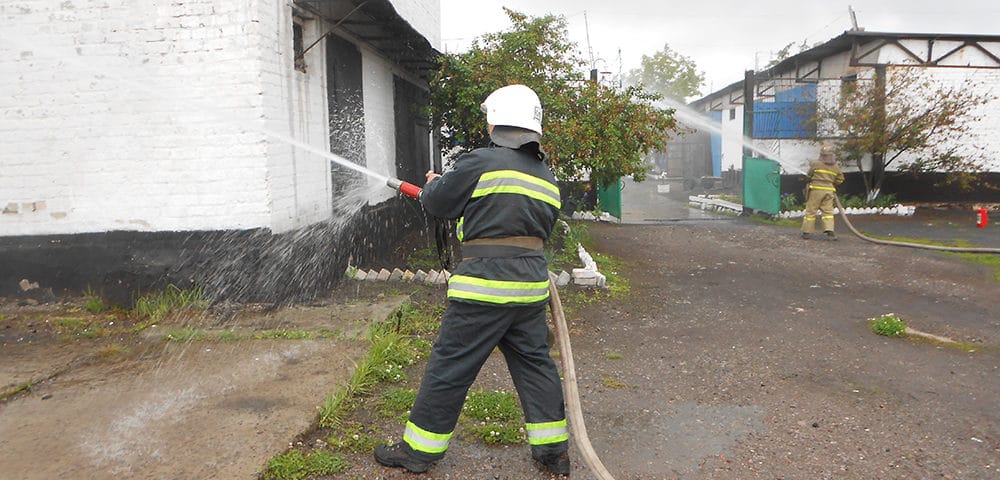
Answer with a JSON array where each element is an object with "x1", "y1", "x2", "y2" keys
[
  {"x1": 547, "y1": 271, "x2": 617, "y2": 480},
  {"x1": 833, "y1": 197, "x2": 1000, "y2": 254}
]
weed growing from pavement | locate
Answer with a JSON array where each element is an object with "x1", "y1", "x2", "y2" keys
[
  {"x1": 869, "y1": 313, "x2": 907, "y2": 337},
  {"x1": 262, "y1": 450, "x2": 348, "y2": 480},
  {"x1": 606, "y1": 352, "x2": 624, "y2": 360},
  {"x1": 600, "y1": 375, "x2": 631, "y2": 389}
]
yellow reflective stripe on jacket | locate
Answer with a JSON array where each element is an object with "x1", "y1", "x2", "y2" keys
[
  {"x1": 808, "y1": 184, "x2": 836, "y2": 191},
  {"x1": 472, "y1": 170, "x2": 561, "y2": 209},
  {"x1": 526, "y1": 419, "x2": 569, "y2": 445},
  {"x1": 456, "y1": 217, "x2": 464, "y2": 242},
  {"x1": 403, "y1": 421, "x2": 453, "y2": 454},
  {"x1": 447, "y1": 275, "x2": 550, "y2": 304}
]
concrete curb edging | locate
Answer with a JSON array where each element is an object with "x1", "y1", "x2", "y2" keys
[
  {"x1": 345, "y1": 222, "x2": 608, "y2": 289},
  {"x1": 687, "y1": 195, "x2": 918, "y2": 217}
]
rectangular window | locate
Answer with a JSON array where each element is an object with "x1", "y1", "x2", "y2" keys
[
  {"x1": 729, "y1": 108, "x2": 736, "y2": 120},
  {"x1": 393, "y1": 76, "x2": 431, "y2": 185},
  {"x1": 293, "y1": 21, "x2": 306, "y2": 73},
  {"x1": 326, "y1": 34, "x2": 365, "y2": 197}
]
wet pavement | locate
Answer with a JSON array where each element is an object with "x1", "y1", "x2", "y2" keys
[{"x1": 617, "y1": 177, "x2": 1000, "y2": 248}]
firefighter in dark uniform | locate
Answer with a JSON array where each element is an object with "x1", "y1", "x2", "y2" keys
[
  {"x1": 374, "y1": 84, "x2": 570, "y2": 476},
  {"x1": 801, "y1": 144, "x2": 845, "y2": 240}
]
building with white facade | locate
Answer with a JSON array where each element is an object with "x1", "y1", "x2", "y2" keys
[
  {"x1": 0, "y1": 0, "x2": 442, "y2": 303},
  {"x1": 686, "y1": 30, "x2": 1000, "y2": 202}
]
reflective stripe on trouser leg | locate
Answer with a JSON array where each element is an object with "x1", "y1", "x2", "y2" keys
[
  {"x1": 496, "y1": 304, "x2": 568, "y2": 455},
  {"x1": 526, "y1": 419, "x2": 569, "y2": 445},
  {"x1": 403, "y1": 421, "x2": 452, "y2": 454},
  {"x1": 406, "y1": 301, "x2": 518, "y2": 459}
]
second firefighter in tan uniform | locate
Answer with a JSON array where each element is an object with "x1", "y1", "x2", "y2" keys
[{"x1": 801, "y1": 145, "x2": 845, "y2": 240}]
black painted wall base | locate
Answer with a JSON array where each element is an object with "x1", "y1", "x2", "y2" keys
[{"x1": 0, "y1": 197, "x2": 432, "y2": 307}]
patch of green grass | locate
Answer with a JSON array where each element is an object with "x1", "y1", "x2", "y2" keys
[
  {"x1": 95, "y1": 344, "x2": 129, "y2": 359},
  {"x1": 319, "y1": 322, "x2": 426, "y2": 428},
  {"x1": 326, "y1": 421, "x2": 382, "y2": 453},
  {"x1": 132, "y1": 284, "x2": 207, "y2": 330},
  {"x1": 377, "y1": 388, "x2": 416, "y2": 418},
  {"x1": 1, "y1": 381, "x2": 33, "y2": 401},
  {"x1": 56, "y1": 317, "x2": 104, "y2": 339},
  {"x1": 83, "y1": 287, "x2": 105, "y2": 314},
  {"x1": 163, "y1": 328, "x2": 341, "y2": 342},
  {"x1": 869, "y1": 313, "x2": 907, "y2": 337},
  {"x1": 601, "y1": 375, "x2": 631, "y2": 389},
  {"x1": 547, "y1": 220, "x2": 591, "y2": 273},
  {"x1": 461, "y1": 389, "x2": 525, "y2": 445},
  {"x1": 404, "y1": 245, "x2": 444, "y2": 271},
  {"x1": 605, "y1": 352, "x2": 624, "y2": 360},
  {"x1": 390, "y1": 301, "x2": 443, "y2": 335},
  {"x1": 262, "y1": 450, "x2": 347, "y2": 480},
  {"x1": 749, "y1": 214, "x2": 799, "y2": 228}
]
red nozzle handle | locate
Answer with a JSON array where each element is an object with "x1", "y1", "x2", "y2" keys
[
  {"x1": 399, "y1": 181, "x2": 422, "y2": 200},
  {"x1": 387, "y1": 178, "x2": 422, "y2": 200}
]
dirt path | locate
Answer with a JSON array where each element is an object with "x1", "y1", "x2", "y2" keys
[{"x1": 0, "y1": 295, "x2": 407, "y2": 480}]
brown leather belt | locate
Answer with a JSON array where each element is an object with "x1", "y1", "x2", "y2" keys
[{"x1": 462, "y1": 236, "x2": 544, "y2": 259}]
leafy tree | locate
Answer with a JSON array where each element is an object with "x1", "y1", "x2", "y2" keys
[
  {"x1": 430, "y1": 9, "x2": 677, "y2": 189},
  {"x1": 625, "y1": 43, "x2": 704, "y2": 101},
  {"x1": 822, "y1": 67, "x2": 996, "y2": 200}
]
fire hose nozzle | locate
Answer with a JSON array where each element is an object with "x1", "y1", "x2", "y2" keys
[{"x1": 386, "y1": 177, "x2": 422, "y2": 200}]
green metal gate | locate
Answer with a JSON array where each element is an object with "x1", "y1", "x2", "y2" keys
[
  {"x1": 597, "y1": 178, "x2": 623, "y2": 220},
  {"x1": 743, "y1": 156, "x2": 781, "y2": 215}
]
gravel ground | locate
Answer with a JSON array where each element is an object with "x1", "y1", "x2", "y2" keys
[{"x1": 334, "y1": 212, "x2": 999, "y2": 479}]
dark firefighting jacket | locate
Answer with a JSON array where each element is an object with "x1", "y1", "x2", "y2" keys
[{"x1": 419, "y1": 143, "x2": 561, "y2": 307}]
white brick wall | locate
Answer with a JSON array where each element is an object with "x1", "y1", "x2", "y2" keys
[
  {"x1": 1, "y1": 0, "x2": 442, "y2": 237},
  {"x1": 1, "y1": 0, "x2": 272, "y2": 236}
]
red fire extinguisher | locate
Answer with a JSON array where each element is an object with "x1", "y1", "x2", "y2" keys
[{"x1": 976, "y1": 207, "x2": 989, "y2": 228}]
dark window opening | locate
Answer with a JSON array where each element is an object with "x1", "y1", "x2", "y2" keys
[
  {"x1": 729, "y1": 108, "x2": 736, "y2": 120},
  {"x1": 326, "y1": 34, "x2": 365, "y2": 200},
  {"x1": 293, "y1": 22, "x2": 306, "y2": 73},
  {"x1": 393, "y1": 76, "x2": 432, "y2": 186}
]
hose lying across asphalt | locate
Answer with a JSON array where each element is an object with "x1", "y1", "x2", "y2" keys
[
  {"x1": 834, "y1": 197, "x2": 1000, "y2": 254},
  {"x1": 547, "y1": 271, "x2": 617, "y2": 480}
]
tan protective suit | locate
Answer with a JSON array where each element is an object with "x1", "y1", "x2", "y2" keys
[{"x1": 801, "y1": 148, "x2": 845, "y2": 234}]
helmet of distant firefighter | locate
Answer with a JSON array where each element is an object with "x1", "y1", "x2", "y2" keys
[
  {"x1": 480, "y1": 84, "x2": 543, "y2": 135},
  {"x1": 820, "y1": 144, "x2": 836, "y2": 164}
]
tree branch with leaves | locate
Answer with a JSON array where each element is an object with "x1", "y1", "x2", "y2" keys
[
  {"x1": 820, "y1": 66, "x2": 996, "y2": 200},
  {"x1": 429, "y1": 9, "x2": 678, "y2": 189}
]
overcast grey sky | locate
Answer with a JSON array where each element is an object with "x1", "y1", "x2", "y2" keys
[{"x1": 439, "y1": 0, "x2": 1000, "y2": 97}]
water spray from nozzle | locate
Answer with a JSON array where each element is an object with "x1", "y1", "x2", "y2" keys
[{"x1": 386, "y1": 177, "x2": 422, "y2": 200}]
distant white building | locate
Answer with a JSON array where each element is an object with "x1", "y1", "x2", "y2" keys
[
  {"x1": 0, "y1": 0, "x2": 442, "y2": 302},
  {"x1": 687, "y1": 31, "x2": 1000, "y2": 201}
]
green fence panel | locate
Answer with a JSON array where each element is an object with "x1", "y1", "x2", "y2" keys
[
  {"x1": 743, "y1": 156, "x2": 781, "y2": 215},
  {"x1": 597, "y1": 178, "x2": 623, "y2": 220}
]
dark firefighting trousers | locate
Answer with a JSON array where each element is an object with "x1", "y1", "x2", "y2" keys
[{"x1": 402, "y1": 300, "x2": 568, "y2": 461}]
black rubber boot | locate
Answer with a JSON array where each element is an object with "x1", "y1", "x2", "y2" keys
[
  {"x1": 533, "y1": 451, "x2": 570, "y2": 476},
  {"x1": 801, "y1": 232, "x2": 811, "y2": 240},
  {"x1": 824, "y1": 231, "x2": 838, "y2": 241},
  {"x1": 374, "y1": 442, "x2": 434, "y2": 473}
]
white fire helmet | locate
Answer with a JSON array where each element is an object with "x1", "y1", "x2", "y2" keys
[{"x1": 480, "y1": 84, "x2": 543, "y2": 135}]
